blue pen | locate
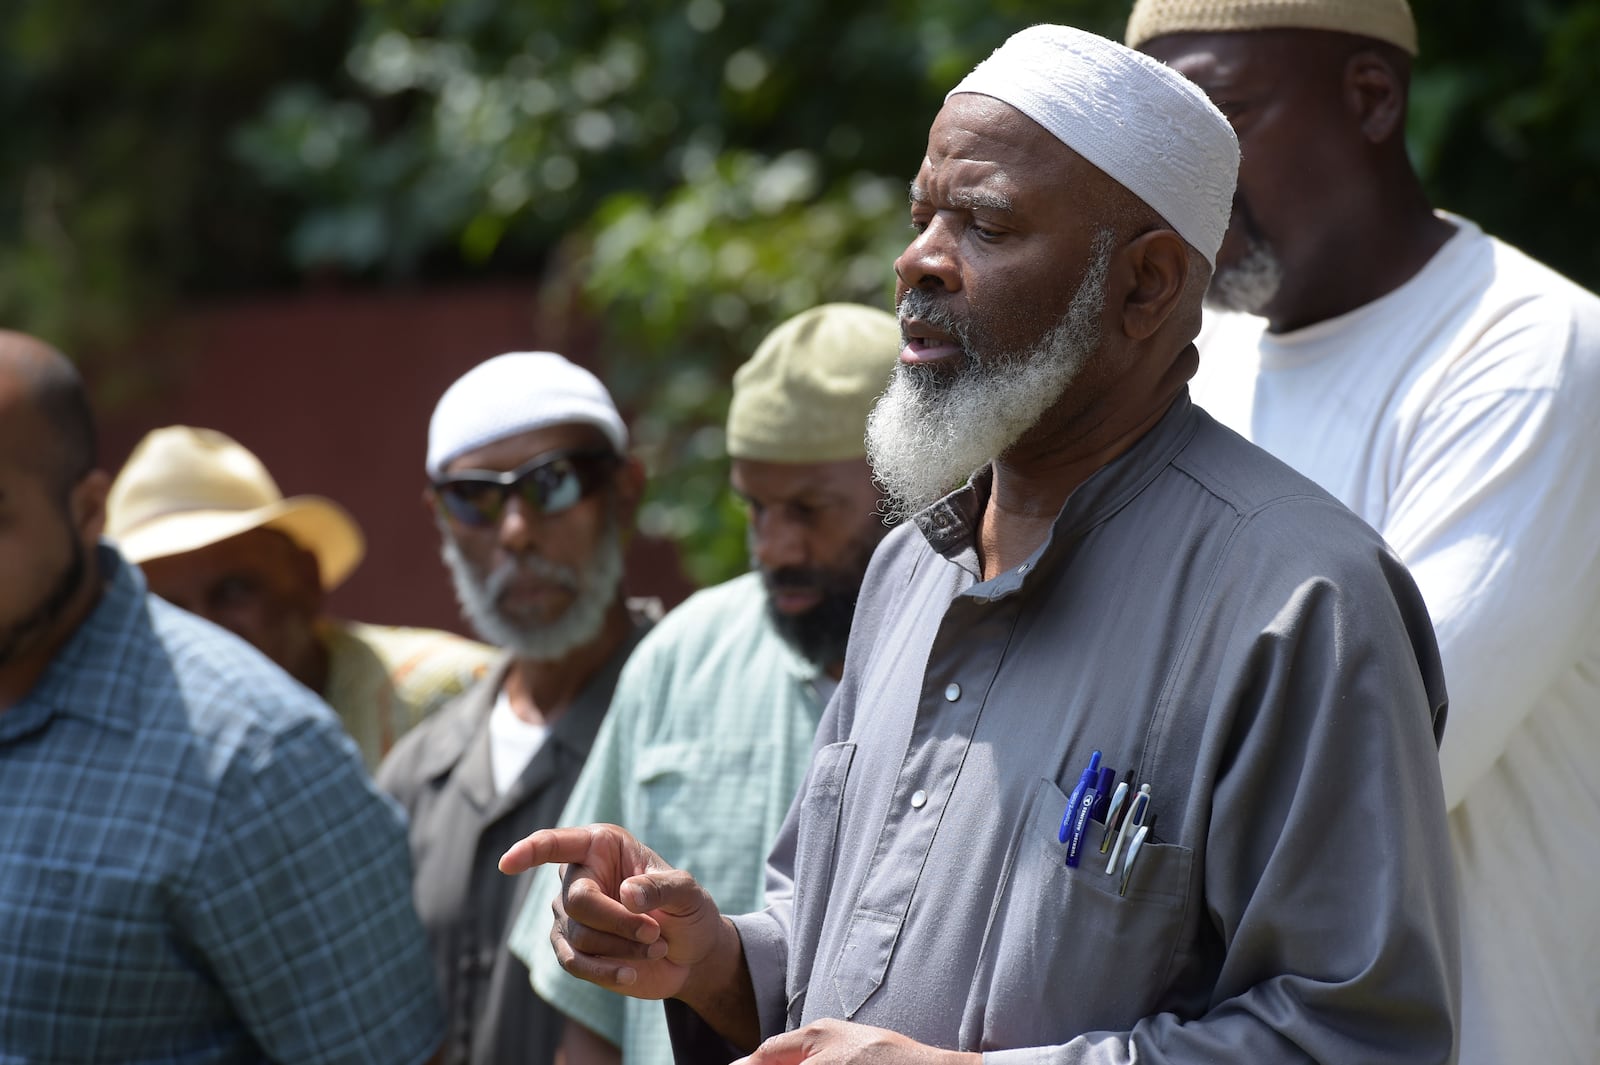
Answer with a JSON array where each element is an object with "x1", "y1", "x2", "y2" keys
[
  {"x1": 1091, "y1": 766, "x2": 1116, "y2": 822},
  {"x1": 1059, "y1": 750, "x2": 1102, "y2": 867}
]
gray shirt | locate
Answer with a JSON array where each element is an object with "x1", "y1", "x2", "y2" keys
[
  {"x1": 676, "y1": 396, "x2": 1458, "y2": 1063},
  {"x1": 378, "y1": 619, "x2": 648, "y2": 1065}
]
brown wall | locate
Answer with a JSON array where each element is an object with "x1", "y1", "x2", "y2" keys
[{"x1": 97, "y1": 282, "x2": 692, "y2": 638}]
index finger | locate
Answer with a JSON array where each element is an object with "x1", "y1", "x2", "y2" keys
[{"x1": 498, "y1": 826, "x2": 601, "y2": 875}]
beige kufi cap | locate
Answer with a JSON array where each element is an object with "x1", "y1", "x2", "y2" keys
[
  {"x1": 1126, "y1": 0, "x2": 1418, "y2": 55},
  {"x1": 106, "y1": 426, "x2": 365, "y2": 590},
  {"x1": 726, "y1": 304, "x2": 900, "y2": 463}
]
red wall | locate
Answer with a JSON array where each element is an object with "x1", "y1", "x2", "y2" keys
[{"x1": 97, "y1": 282, "x2": 692, "y2": 637}]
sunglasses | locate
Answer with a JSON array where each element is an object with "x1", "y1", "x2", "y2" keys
[{"x1": 432, "y1": 448, "x2": 619, "y2": 528}]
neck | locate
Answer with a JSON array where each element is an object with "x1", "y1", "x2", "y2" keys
[
  {"x1": 977, "y1": 346, "x2": 1193, "y2": 580},
  {"x1": 0, "y1": 555, "x2": 105, "y2": 714},
  {"x1": 501, "y1": 597, "x2": 632, "y2": 727},
  {"x1": 1265, "y1": 176, "x2": 1453, "y2": 333}
]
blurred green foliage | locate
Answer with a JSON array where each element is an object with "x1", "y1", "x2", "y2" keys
[{"x1": 3, "y1": 0, "x2": 1597, "y2": 582}]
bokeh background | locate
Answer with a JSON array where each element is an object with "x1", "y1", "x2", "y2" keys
[{"x1": 4, "y1": 0, "x2": 1595, "y2": 631}]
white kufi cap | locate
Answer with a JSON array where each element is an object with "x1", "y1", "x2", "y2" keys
[
  {"x1": 427, "y1": 352, "x2": 627, "y2": 478},
  {"x1": 949, "y1": 24, "x2": 1239, "y2": 266}
]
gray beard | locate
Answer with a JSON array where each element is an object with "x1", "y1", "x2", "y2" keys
[
  {"x1": 866, "y1": 240, "x2": 1112, "y2": 523},
  {"x1": 1204, "y1": 234, "x2": 1283, "y2": 315},
  {"x1": 439, "y1": 514, "x2": 624, "y2": 662}
]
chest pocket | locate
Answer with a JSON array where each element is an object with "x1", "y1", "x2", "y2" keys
[
  {"x1": 633, "y1": 740, "x2": 776, "y2": 909},
  {"x1": 0, "y1": 858, "x2": 210, "y2": 1036},
  {"x1": 961, "y1": 776, "x2": 1193, "y2": 1050}
]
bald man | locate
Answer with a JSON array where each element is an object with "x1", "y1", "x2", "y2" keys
[
  {"x1": 1129, "y1": 2, "x2": 1600, "y2": 1061},
  {"x1": 0, "y1": 331, "x2": 444, "y2": 1063},
  {"x1": 499, "y1": 26, "x2": 1458, "y2": 1065}
]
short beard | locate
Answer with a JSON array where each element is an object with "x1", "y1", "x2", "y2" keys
[
  {"x1": 1205, "y1": 231, "x2": 1283, "y2": 316},
  {"x1": 757, "y1": 521, "x2": 888, "y2": 671},
  {"x1": 867, "y1": 235, "x2": 1112, "y2": 522},
  {"x1": 0, "y1": 526, "x2": 88, "y2": 668},
  {"x1": 439, "y1": 512, "x2": 624, "y2": 662}
]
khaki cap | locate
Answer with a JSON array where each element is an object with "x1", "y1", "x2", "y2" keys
[
  {"x1": 106, "y1": 426, "x2": 365, "y2": 590},
  {"x1": 1126, "y1": 0, "x2": 1418, "y2": 56},
  {"x1": 726, "y1": 304, "x2": 901, "y2": 463}
]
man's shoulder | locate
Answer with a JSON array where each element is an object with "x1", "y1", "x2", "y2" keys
[
  {"x1": 328, "y1": 619, "x2": 496, "y2": 711},
  {"x1": 150, "y1": 599, "x2": 343, "y2": 741},
  {"x1": 630, "y1": 572, "x2": 770, "y2": 656},
  {"x1": 1174, "y1": 412, "x2": 1383, "y2": 547},
  {"x1": 331, "y1": 619, "x2": 497, "y2": 679},
  {"x1": 374, "y1": 662, "x2": 502, "y2": 794}
]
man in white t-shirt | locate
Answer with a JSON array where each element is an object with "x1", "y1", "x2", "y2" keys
[
  {"x1": 377, "y1": 352, "x2": 655, "y2": 1065},
  {"x1": 1129, "y1": 1, "x2": 1600, "y2": 1061}
]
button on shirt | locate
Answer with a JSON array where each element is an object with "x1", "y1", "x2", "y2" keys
[
  {"x1": 674, "y1": 397, "x2": 1459, "y2": 1063},
  {"x1": 0, "y1": 547, "x2": 443, "y2": 1064}
]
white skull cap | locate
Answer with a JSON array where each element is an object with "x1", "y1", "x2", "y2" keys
[
  {"x1": 948, "y1": 24, "x2": 1240, "y2": 266},
  {"x1": 427, "y1": 352, "x2": 627, "y2": 478}
]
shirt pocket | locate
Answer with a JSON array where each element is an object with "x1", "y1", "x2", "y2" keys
[
  {"x1": 632, "y1": 740, "x2": 776, "y2": 907},
  {"x1": 961, "y1": 775, "x2": 1193, "y2": 1050},
  {"x1": 785, "y1": 740, "x2": 856, "y2": 1029},
  {"x1": 0, "y1": 858, "x2": 198, "y2": 1036}
]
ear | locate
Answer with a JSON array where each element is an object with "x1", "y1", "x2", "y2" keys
[
  {"x1": 70, "y1": 469, "x2": 111, "y2": 549},
  {"x1": 1118, "y1": 229, "x2": 1190, "y2": 342},
  {"x1": 1345, "y1": 51, "x2": 1405, "y2": 144}
]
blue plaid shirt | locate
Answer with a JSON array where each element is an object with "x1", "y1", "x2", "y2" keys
[{"x1": 0, "y1": 547, "x2": 444, "y2": 1063}]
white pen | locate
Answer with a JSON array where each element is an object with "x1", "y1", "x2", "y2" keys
[
  {"x1": 1106, "y1": 783, "x2": 1151, "y2": 874},
  {"x1": 1119, "y1": 823, "x2": 1151, "y2": 896},
  {"x1": 1099, "y1": 781, "x2": 1130, "y2": 854}
]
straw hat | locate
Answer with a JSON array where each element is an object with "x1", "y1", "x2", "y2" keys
[{"x1": 106, "y1": 426, "x2": 365, "y2": 590}]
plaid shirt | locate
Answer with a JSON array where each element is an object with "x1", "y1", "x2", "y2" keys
[{"x1": 0, "y1": 547, "x2": 444, "y2": 1064}]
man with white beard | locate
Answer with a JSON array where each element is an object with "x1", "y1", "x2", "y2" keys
[
  {"x1": 378, "y1": 352, "x2": 654, "y2": 1065},
  {"x1": 500, "y1": 24, "x2": 1460, "y2": 1064}
]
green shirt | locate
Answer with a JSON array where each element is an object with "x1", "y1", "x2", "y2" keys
[{"x1": 508, "y1": 573, "x2": 827, "y2": 1063}]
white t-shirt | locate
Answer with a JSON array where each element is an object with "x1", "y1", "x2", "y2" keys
[
  {"x1": 487, "y1": 689, "x2": 548, "y2": 795},
  {"x1": 1191, "y1": 213, "x2": 1600, "y2": 1065}
]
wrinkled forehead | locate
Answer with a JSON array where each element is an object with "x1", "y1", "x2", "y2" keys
[{"x1": 913, "y1": 96, "x2": 1134, "y2": 224}]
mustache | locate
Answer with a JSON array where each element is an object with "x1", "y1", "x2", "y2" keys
[
  {"x1": 896, "y1": 288, "x2": 971, "y2": 348},
  {"x1": 764, "y1": 566, "x2": 828, "y2": 591},
  {"x1": 482, "y1": 552, "x2": 581, "y2": 598}
]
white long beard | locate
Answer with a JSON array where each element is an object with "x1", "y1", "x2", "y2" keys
[
  {"x1": 440, "y1": 515, "x2": 624, "y2": 661},
  {"x1": 1205, "y1": 234, "x2": 1283, "y2": 315},
  {"x1": 866, "y1": 243, "x2": 1111, "y2": 522}
]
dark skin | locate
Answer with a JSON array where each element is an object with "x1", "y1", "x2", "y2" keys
[
  {"x1": 730, "y1": 456, "x2": 884, "y2": 681},
  {"x1": 1142, "y1": 29, "x2": 1454, "y2": 333},
  {"x1": 899, "y1": 93, "x2": 1202, "y2": 578},
  {"x1": 0, "y1": 333, "x2": 111, "y2": 714},
  {"x1": 139, "y1": 527, "x2": 329, "y2": 693},
  {"x1": 498, "y1": 94, "x2": 1205, "y2": 1064},
  {"x1": 431, "y1": 422, "x2": 646, "y2": 729}
]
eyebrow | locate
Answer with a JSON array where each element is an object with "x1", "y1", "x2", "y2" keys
[{"x1": 908, "y1": 183, "x2": 1014, "y2": 214}]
